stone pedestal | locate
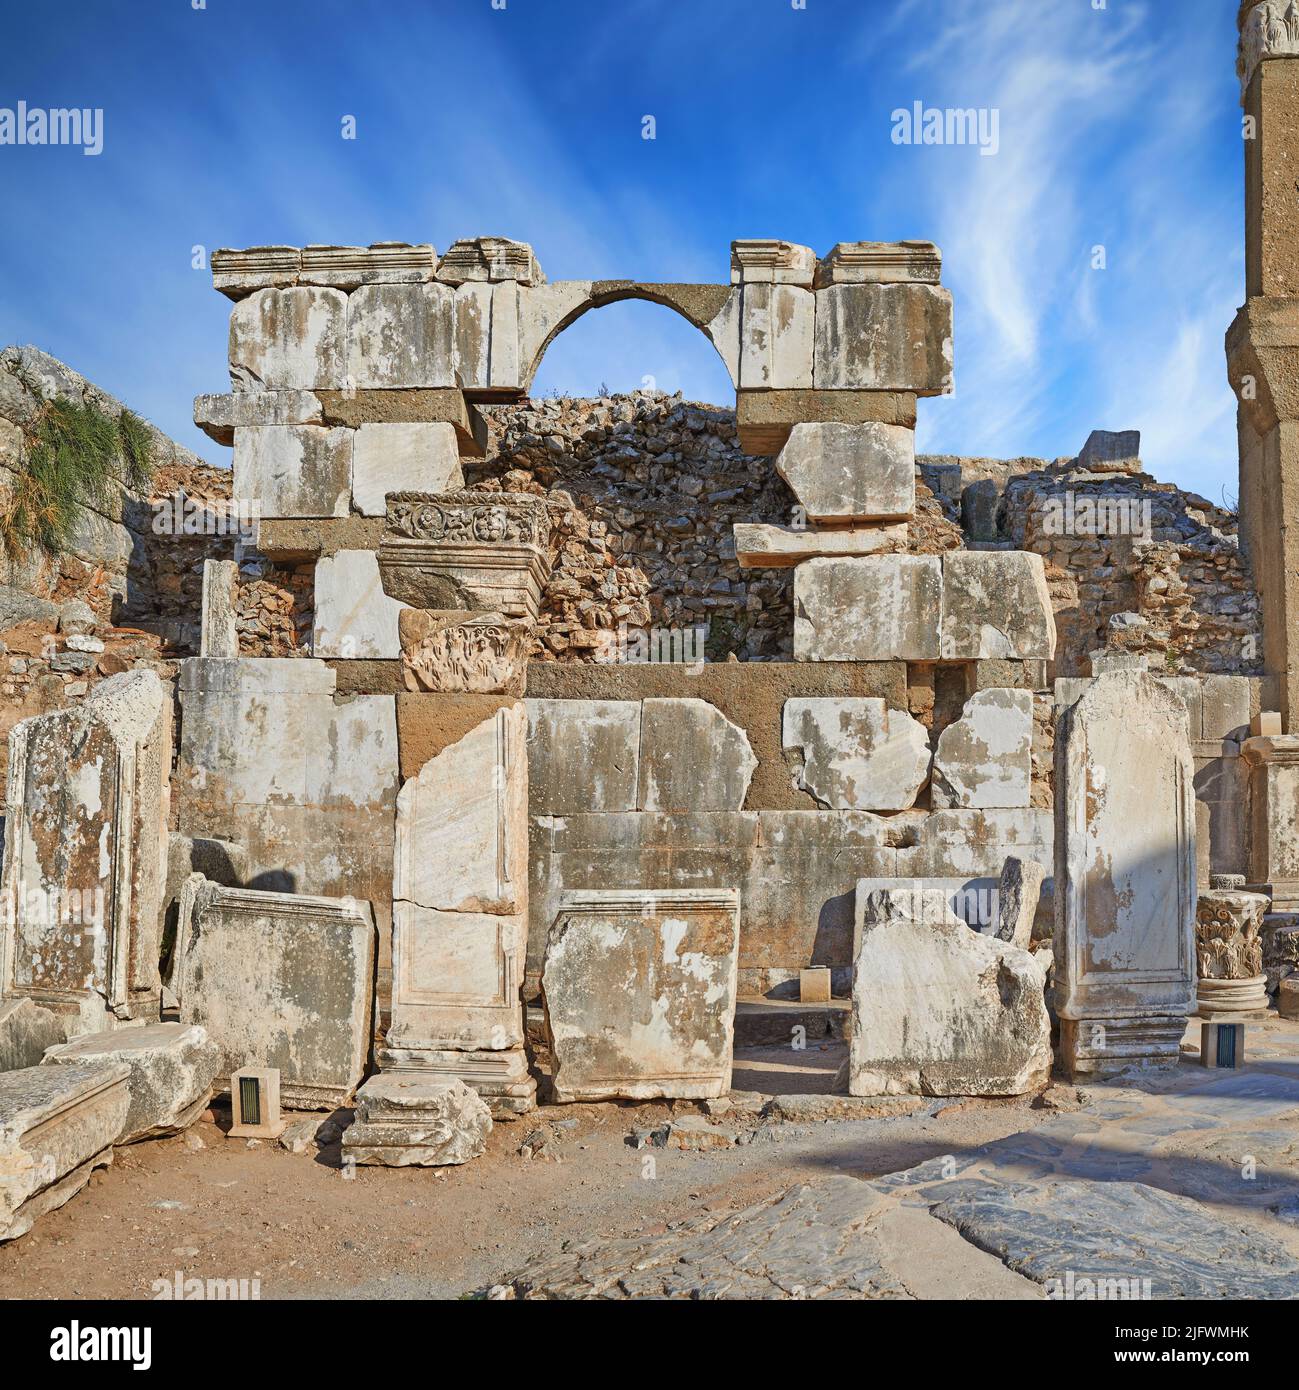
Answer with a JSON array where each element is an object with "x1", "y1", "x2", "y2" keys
[
  {"x1": 1054, "y1": 671, "x2": 1197, "y2": 1078},
  {"x1": 1195, "y1": 877, "x2": 1271, "y2": 1017},
  {"x1": 1242, "y1": 734, "x2": 1299, "y2": 908},
  {"x1": 342, "y1": 1074, "x2": 491, "y2": 1167}
]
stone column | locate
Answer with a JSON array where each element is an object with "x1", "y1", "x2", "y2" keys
[
  {"x1": 1227, "y1": 3, "x2": 1299, "y2": 726},
  {"x1": 1194, "y1": 875, "x2": 1270, "y2": 1017}
]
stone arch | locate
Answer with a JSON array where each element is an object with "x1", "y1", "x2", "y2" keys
[{"x1": 521, "y1": 280, "x2": 739, "y2": 396}]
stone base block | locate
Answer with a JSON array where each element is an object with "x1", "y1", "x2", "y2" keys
[
  {"x1": 375, "y1": 1045, "x2": 536, "y2": 1117},
  {"x1": 1058, "y1": 1016, "x2": 1188, "y2": 1079},
  {"x1": 1195, "y1": 975, "x2": 1270, "y2": 1018},
  {"x1": 341, "y1": 1074, "x2": 491, "y2": 1166}
]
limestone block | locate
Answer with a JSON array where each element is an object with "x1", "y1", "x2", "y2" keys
[
  {"x1": 0, "y1": 999, "x2": 66, "y2": 1073},
  {"x1": 373, "y1": 1044, "x2": 534, "y2": 1118},
  {"x1": 849, "y1": 887, "x2": 1051, "y2": 1097},
  {"x1": 636, "y1": 698, "x2": 757, "y2": 811},
  {"x1": 814, "y1": 240, "x2": 942, "y2": 286},
  {"x1": 394, "y1": 702, "x2": 527, "y2": 914},
  {"x1": 896, "y1": 807, "x2": 1053, "y2": 878},
  {"x1": 543, "y1": 888, "x2": 741, "y2": 1102},
  {"x1": 734, "y1": 521, "x2": 907, "y2": 568},
  {"x1": 813, "y1": 283, "x2": 954, "y2": 394},
  {"x1": 782, "y1": 697, "x2": 930, "y2": 811},
  {"x1": 1054, "y1": 672, "x2": 1197, "y2": 1078},
  {"x1": 211, "y1": 245, "x2": 301, "y2": 299},
  {"x1": 194, "y1": 389, "x2": 324, "y2": 445},
  {"x1": 174, "y1": 878, "x2": 376, "y2": 1109},
  {"x1": 312, "y1": 550, "x2": 407, "y2": 659},
  {"x1": 351, "y1": 422, "x2": 463, "y2": 517},
  {"x1": 794, "y1": 555, "x2": 942, "y2": 661},
  {"x1": 232, "y1": 424, "x2": 351, "y2": 520},
  {"x1": 200, "y1": 559, "x2": 239, "y2": 658},
  {"x1": 400, "y1": 609, "x2": 529, "y2": 696},
  {"x1": 730, "y1": 240, "x2": 816, "y2": 286},
  {"x1": 346, "y1": 282, "x2": 457, "y2": 389},
  {"x1": 1, "y1": 670, "x2": 170, "y2": 1030},
  {"x1": 0, "y1": 1063, "x2": 130, "y2": 1243},
  {"x1": 299, "y1": 242, "x2": 438, "y2": 291},
  {"x1": 776, "y1": 422, "x2": 915, "y2": 522},
  {"x1": 738, "y1": 282, "x2": 814, "y2": 389},
  {"x1": 1077, "y1": 428, "x2": 1140, "y2": 472},
  {"x1": 940, "y1": 552, "x2": 1055, "y2": 661},
  {"x1": 452, "y1": 281, "x2": 522, "y2": 393},
  {"x1": 42, "y1": 1023, "x2": 219, "y2": 1143},
  {"x1": 852, "y1": 876, "x2": 1001, "y2": 952},
  {"x1": 996, "y1": 857, "x2": 1048, "y2": 950},
  {"x1": 1199, "y1": 675, "x2": 1252, "y2": 741},
  {"x1": 437, "y1": 237, "x2": 543, "y2": 286},
  {"x1": 931, "y1": 689, "x2": 1033, "y2": 809},
  {"x1": 526, "y1": 698, "x2": 641, "y2": 814},
  {"x1": 229, "y1": 286, "x2": 347, "y2": 390},
  {"x1": 341, "y1": 1074, "x2": 491, "y2": 1167}
]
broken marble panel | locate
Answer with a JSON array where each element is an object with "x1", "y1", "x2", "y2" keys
[
  {"x1": 232, "y1": 424, "x2": 351, "y2": 520},
  {"x1": 543, "y1": 888, "x2": 741, "y2": 1102},
  {"x1": 400, "y1": 609, "x2": 529, "y2": 696},
  {"x1": 813, "y1": 282, "x2": 954, "y2": 393},
  {"x1": 775, "y1": 421, "x2": 915, "y2": 522},
  {"x1": 0, "y1": 1062, "x2": 130, "y2": 1243},
  {"x1": 350, "y1": 422, "x2": 463, "y2": 517},
  {"x1": 525, "y1": 698, "x2": 641, "y2": 814},
  {"x1": 0, "y1": 999, "x2": 66, "y2": 1073},
  {"x1": 346, "y1": 281, "x2": 457, "y2": 388},
  {"x1": 733, "y1": 521, "x2": 907, "y2": 568},
  {"x1": 636, "y1": 698, "x2": 757, "y2": 811},
  {"x1": 940, "y1": 552, "x2": 1055, "y2": 661},
  {"x1": 42, "y1": 1022, "x2": 220, "y2": 1143},
  {"x1": 341, "y1": 1074, "x2": 491, "y2": 1167},
  {"x1": 200, "y1": 559, "x2": 239, "y2": 659},
  {"x1": 849, "y1": 886, "x2": 1051, "y2": 1097},
  {"x1": 394, "y1": 702, "x2": 527, "y2": 914},
  {"x1": 0, "y1": 670, "x2": 170, "y2": 1030},
  {"x1": 782, "y1": 697, "x2": 930, "y2": 811},
  {"x1": 174, "y1": 878, "x2": 376, "y2": 1109},
  {"x1": 228, "y1": 286, "x2": 347, "y2": 391},
  {"x1": 1054, "y1": 671, "x2": 1197, "y2": 1078},
  {"x1": 931, "y1": 689, "x2": 1033, "y2": 810},
  {"x1": 312, "y1": 549, "x2": 408, "y2": 659},
  {"x1": 794, "y1": 555, "x2": 942, "y2": 662}
]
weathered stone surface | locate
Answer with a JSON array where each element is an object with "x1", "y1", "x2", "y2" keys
[
  {"x1": 736, "y1": 282, "x2": 814, "y2": 390},
  {"x1": 451, "y1": 281, "x2": 523, "y2": 393},
  {"x1": 543, "y1": 888, "x2": 741, "y2": 1102},
  {"x1": 941, "y1": 552, "x2": 1055, "y2": 661},
  {"x1": 526, "y1": 699, "x2": 641, "y2": 814},
  {"x1": 300, "y1": 241, "x2": 438, "y2": 291},
  {"x1": 200, "y1": 559, "x2": 239, "y2": 658},
  {"x1": 733, "y1": 521, "x2": 907, "y2": 568},
  {"x1": 775, "y1": 422, "x2": 915, "y2": 522},
  {"x1": 1055, "y1": 671, "x2": 1197, "y2": 1077},
  {"x1": 374, "y1": 1045, "x2": 535, "y2": 1117},
  {"x1": 735, "y1": 387, "x2": 917, "y2": 454},
  {"x1": 849, "y1": 886, "x2": 1051, "y2": 1096},
  {"x1": 42, "y1": 1023, "x2": 219, "y2": 1143},
  {"x1": 232, "y1": 424, "x2": 351, "y2": 520},
  {"x1": 1242, "y1": 734, "x2": 1299, "y2": 909},
  {"x1": 782, "y1": 698, "x2": 930, "y2": 811},
  {"x1": 312, "y1": 549, "x2": 407, "y2": 659},
  {"x1": 0, "y1": 999, "x2": 65, "y2": 1073},
  {"x1": 1263, "y1": 912, "x2": 1299, "y2": 991},
  {"x1": 0, "y1": 1063, "x2": 129, "y2": 1243},
  {"x1": 193, "y1": 388, "x2": 323, "y2": 445},
  {"x1": 351, "y1": 422, "x2": 463, "y2": 517},
  {"x1": 395, "y1": 702, "x2": 526, "y2": 914},
  {"x1": 347, "y1": 282, "x2": 456, "y2": 388},
  {"x1": 341, "y1": 1074, "x2": 491, "y2": 1167},
  {"x1": 229, "y1": 286, "x2": 347, "y2": 390},
  {"x1": 1195, "y1": 886, "x2": 1270, "y2": 1016},
  {"x1": 814, "y1": 240, "x2": 943, "y2": 287},
  {"x1": 400, "y1": 609, "x2": 528, "y2": 696},
  {"x1": 1076, "y1": 428, "x2": 1141, "y2": 473},
  {"x1": 932, "y1": 689, "x2": 1033, "y2": 810},
  {"x1": 437, "y1": 237, "x2": 542, "y2": 286},
  {"x1": 1, "y1": 670, "x2": 170, "y2": 1030},
  {"x1": 813, "y1": 282, "x2": 954, "y2": 393},
  {"x1": 794, "y1": 555, "x2": 942, "y2": 661},
  {"x1": 730, "y1": 239, "x2": 816, "y2": 286},
  {"x1": 174, "y1": 878, "x2": 376, "y2": 1109},
  {"x1": 636, "y1": 698, "x2": 757, "y2": 811},
  {"x1": 996, "y1": 857, "x2": 1048, "y2": 950}
]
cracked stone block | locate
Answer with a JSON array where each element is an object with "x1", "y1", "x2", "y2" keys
[
  {"x1": 0, "y1": 1063, "x2": 130, "y2": 1243},
  {"x1": 229, "y1": 286, "x2": 347, "y2": 391},
  {"x1": 776, "y1": 421, "x2": 915, "y2": 522},
  {"x1": 849, "y1": 885, "x2": 1051, "y2": 1097},
  {"x1": 995, "y1": 857, "x2": 1048, "y2": 950},
  {"x1": 351, "y1": 422, "x2": 463, "y2": 517},
  {"x1": 794, "y1": 555, "x2": 943, "y2": 661},
  {"x1": 341, "y1": 1074, "x2": 491, "y2": 1167},
  {"x1": 543, "y1": 888, "x2": 741, "y2": 1102},
  {"x1": 932, "y1": 688, "x2": 1033, "y2": 809},
  {"x1": 813, "y1": 282, "x2": 954, "y2": 393},
  {"x1": 940, "y1": 552, "x2": 1055, "y2": 661},
  {"x1": 0, "y1": 999, "x2": 66, "y2": 1073},
  {"x1": 232, "y1": 424, "x2": 352, "y2": 520},
  {"x1": 42, "y1": 1022, "x2": 220, "y2": 1143},
  {"x1": 636, "y1": 698, "x2": 757, "y2": 811},
  {"x1": 526, "y1": 699, "x2": 641, "y2": 814},
  {"x1": 312, "y1": 550, "x2": 408, "y2": 659},
  {"x1": 782, "y1": 697, "x2": 930, "y2": 811},
  {"x1": 174, "y1": 877, "x2": 376, "y2": 1110},
  {"x1": 347, "y1": 281, "x2": 457, "y2": 388}
]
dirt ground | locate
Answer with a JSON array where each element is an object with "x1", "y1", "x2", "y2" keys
[{"x1": 0, "y1": 1042, "x2": 1058, "y2": 1300}]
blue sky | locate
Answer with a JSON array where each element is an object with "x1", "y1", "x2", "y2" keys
[{"x1": 0, "y1": 0, "x2": 1245, "y2": 500}]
